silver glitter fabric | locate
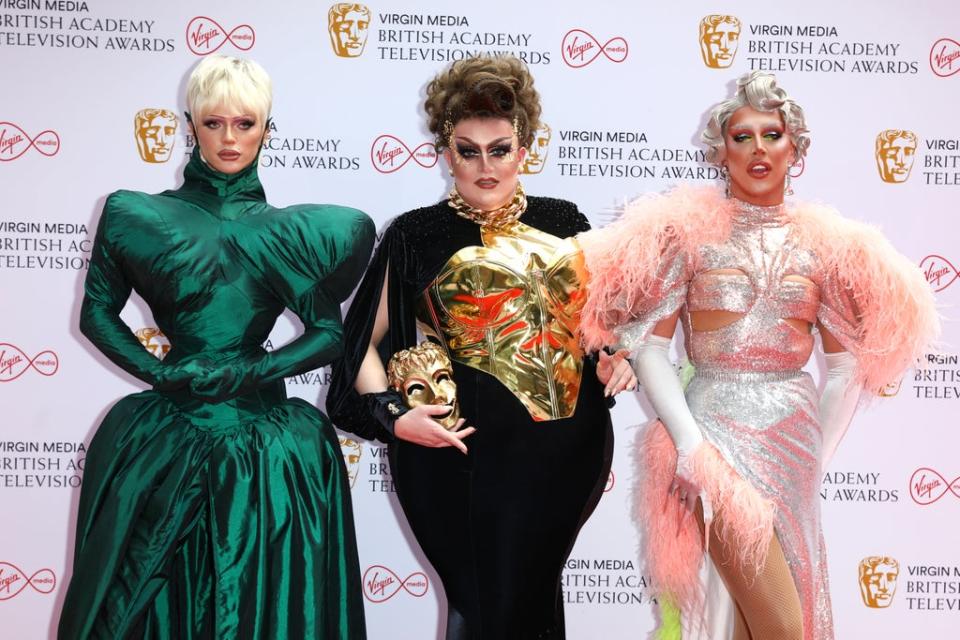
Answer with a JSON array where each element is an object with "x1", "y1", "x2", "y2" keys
[{"x1": 630, "y1": 199, "x2": 838, "y2": 640}]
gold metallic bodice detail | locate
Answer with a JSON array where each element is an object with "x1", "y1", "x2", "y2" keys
[{"x1": 416, "y1": 221, "x2": 587, "y2": 421}]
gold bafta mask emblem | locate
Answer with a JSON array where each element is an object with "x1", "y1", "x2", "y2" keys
[
  {"x1": 521, "y1": 123, "x2": 552, "y2": 175},
  {"x1": 338, "y1": 436, "x2": 363, "y2": 488},
  {"x1": 134, "y1": 109, "x2": 178, "y2": 163},
  {"x1": 699, "y1": 15, "x2": 741, "y2": 69},
  {"x1": 135, "y1": 327, "x2": 171, "y2": 360},
  {"x1": 875, "y1": 130, "x2": 918, "y2": 183},
  {"x1": 858, "y1": 556, "x2": 900, "y2": 608},
  {"x1": 878, "y1": 378, "x2": 903, "y2": 397},
  {"x1": 328, "y1": 3, "x2": 371, "y2": 57},
  {"x1": 387, "y1": 342, "x2": 460, "y2": 430}
]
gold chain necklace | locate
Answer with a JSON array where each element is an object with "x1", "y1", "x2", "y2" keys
[{"x1": 448, "y1": 182, "x2": 527, "y2": 228}]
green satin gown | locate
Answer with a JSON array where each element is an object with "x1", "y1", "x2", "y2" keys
[{"x1": 58, "y1": 148, "x2": 374, "y2": 639}]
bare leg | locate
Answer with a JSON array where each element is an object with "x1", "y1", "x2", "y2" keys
[{"x1": 695, "y1": 501, "x2": 803, "y2": 640}]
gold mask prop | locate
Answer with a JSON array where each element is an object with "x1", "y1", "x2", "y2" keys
[{"x1": 387, "y1": 341, "x2": 461, "y2": 429}]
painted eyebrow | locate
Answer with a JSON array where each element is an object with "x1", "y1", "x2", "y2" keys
[
  {"x1": 202, "y1": 114, "x2": 257, "y2": 122},
  {"x1": 727, "y1": 122, "x2": 784, "y2": 132},
  {"x1": 454, "y1": 136, "x2": 513, "y2": 147}
]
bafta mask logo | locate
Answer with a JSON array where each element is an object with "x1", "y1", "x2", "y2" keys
[
  {"x1": 858, "y1": 556, "x2": 900, "y2": 608},
  {"x1": 875, "y1": 130, "x2": 918, "y2": 183},
  {"x1": 877, "y1": 378, "x2": 903, "y2": 397},
  {"x1": 387, "y1": 341, "x2": 460, "y2": 429},
  {"x1": 699, "y1": 15, "x2": 741, "y2": 69},
  {"x1": 521, "y1": 123, "x2": 552, "y2": 175},
  {"x1": 134, "y1": 109, "x2": 178, "y2": 164},
  {"x1": 338, "y1": 436, "x2": 363, "y2": 488},
  {"x1": 135, "y1": 328, "x2": 171, "y2": 360},
  {"x1": 328, "y1": 4, "x2": 371, "y2": 57}
]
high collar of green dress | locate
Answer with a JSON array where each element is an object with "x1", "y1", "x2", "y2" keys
[{"x1": 178, "y1": 146, "x2": 266, "y2": 204}]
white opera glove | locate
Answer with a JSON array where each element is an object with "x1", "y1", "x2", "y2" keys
[
  {"x1": 819, "y1": 350, "x2": 861, "y2": 472},
  {"x1": 634, "y1": 335, "x2": 712, "y2": 531}
]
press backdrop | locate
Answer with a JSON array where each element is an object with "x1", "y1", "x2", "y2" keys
[{"x1": 3, "y1": 1, "x2": 958, "y2": 638}]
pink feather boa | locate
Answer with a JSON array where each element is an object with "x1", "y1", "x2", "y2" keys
[
  {"x1": 636, "y1": 421, "x2": 776, "y2": 624},
  {"x1": 579, "y1": 185, "x2": 940, "y2": 390}
]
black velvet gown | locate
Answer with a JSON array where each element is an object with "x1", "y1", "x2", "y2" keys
[{"x1": 328, "y1": 196, "x2": 613, "y2": 639}]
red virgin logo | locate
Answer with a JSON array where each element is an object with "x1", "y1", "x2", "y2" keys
[
  {"x1": 604, "y1": 470, "x2": 615, "y2": 492},
  {"x1": 0, "y1": 343, "x2": 59, "y2": 382},
  {"x1": 362, "y1": 565, "x2": 429, "y2": 602},
  {"x1": 186, "y1": 17, "x2": 255, "y2": 56},
  {"x1": 370, "y1": 135, "x2": 437, "y2": 173},
  {"x1": 0, "y1": 122, "x2": 60, "y2": 161},
  {"x1": 0, "y1": 563, "x2": 56, "y2": 600},
  {"x1": 930, "y1": 38, "x2": 960, "y2": 77},
  {"x1": 561, "y1": 29, "x2": 628, "y2": 68},
  {"x1": 920, "y1": 255, "x2": 959, "y2": 292},
  {"x1": 789, "y1": 156, "x2": 805, "y2": 178},
  {"x1": 909, "y1": 467, "x2": 960, "y2": 505}
]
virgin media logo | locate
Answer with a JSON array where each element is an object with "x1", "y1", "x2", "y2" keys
[
  {"x1": 0, "y1": 343, "x2": 59, "y2": 382},
  {"x1": 929, "y1": 38, "x2": 960, "y2": 77},
  {"x1": 370, "y1": 135, "x2": 437, "y2": 174},
  {"x1": 186, "y1": 17, "x2": 255, "y2": 56},
  {"x1": 789, "y1": 156, "x2": 805, "y2": 178},
  {"x1": 920, "y1": 255, "x2": 959, "y2": 292},
  {"x1": 0, "y1": 122, "x2": 60, "y2": 161},
  {"x1": 0, "y1": 563, "x2": 56, "y2": 600},
  {"x1": 909, "y1": 467, "x2": 960, "y2": 505},
  {"x1": 362, "y1": 565, "x2": 428, "y2": 602},
  {"x1": 561, "y1": 29, "x2": 628, "y2": 68}
]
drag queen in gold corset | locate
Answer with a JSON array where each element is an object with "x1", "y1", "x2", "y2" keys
[
  {"x1": 328, "y1": 55, "x2": 620, "y2": 639},
  {"x1": 580, "y1": 72, "x2": 939, "y2": 640}
]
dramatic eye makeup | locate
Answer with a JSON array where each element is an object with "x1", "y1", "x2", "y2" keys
[
  {"x1": 201, "y1": 116, "x2": 257, "y2": 130},
  {"x1": 728, "y1": 124, "x2": 785, "y2": 144},
  {"x1": 455, "y1": 144, "x2": 480, "y2": 158},
  {"x1": 453, "y1": 136, "x2": 515, "y2": 160}
]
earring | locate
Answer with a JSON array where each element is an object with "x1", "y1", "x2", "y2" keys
[
  {"x1": 448, "y1": 168, "x2": 454, "y2": 177},
  {"x1": 719, "y1": 164, "x2": 731, "y2": 198},
  {"x1": 784, "y1": 172, "x2": 794, "y2": 196}
]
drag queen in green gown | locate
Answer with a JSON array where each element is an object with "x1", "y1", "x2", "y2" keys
[{"x1": 58, "y1": 56, "x2": 373, "y2": 639}]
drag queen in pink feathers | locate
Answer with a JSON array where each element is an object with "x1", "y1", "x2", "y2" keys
[{"x1": 579, "y1": 71, "x2": 938, "y2": 640}]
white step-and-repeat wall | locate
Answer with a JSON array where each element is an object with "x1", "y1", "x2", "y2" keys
[{"x1": 3, "y1": 1, "x2": 958, "y2": 638}]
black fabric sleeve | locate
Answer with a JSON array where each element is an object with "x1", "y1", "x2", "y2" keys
[{"x1": 327, "y1": 220, "x2": 419, "y2": 442}]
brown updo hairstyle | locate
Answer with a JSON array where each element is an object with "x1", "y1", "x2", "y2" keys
[{"x1": 424, "y1": 54, "x2": 542, "y2": 151}]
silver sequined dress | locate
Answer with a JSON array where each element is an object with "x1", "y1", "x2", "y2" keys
[{"x1": 618, "y1": 199, "x2": 850, "y2": 640}]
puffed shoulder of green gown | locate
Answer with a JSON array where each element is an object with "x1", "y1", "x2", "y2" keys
[{"x1": 97, "y1": 148, "x2": 375, "y2": 309}]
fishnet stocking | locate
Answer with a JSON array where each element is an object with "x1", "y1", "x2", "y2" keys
[{"x1": 696, "y1": 500, "x2": 804, "y2": 640}]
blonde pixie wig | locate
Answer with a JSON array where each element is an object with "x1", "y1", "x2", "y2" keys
[
  {"x1": 702, "y1": 71, "x2": 810, "y2": 165},
  {"x1": 186, "y1": 55, "x2": 273, "y2": 124}
]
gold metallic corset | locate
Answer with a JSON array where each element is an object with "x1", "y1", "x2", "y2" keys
[{"x1": 416, "y1": 221, "x2": 587, "y2": 421}]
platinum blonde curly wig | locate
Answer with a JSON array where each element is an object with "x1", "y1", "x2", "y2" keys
[{"x1": 702, "y1": 71, "x2": 810, "y2": 165}]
